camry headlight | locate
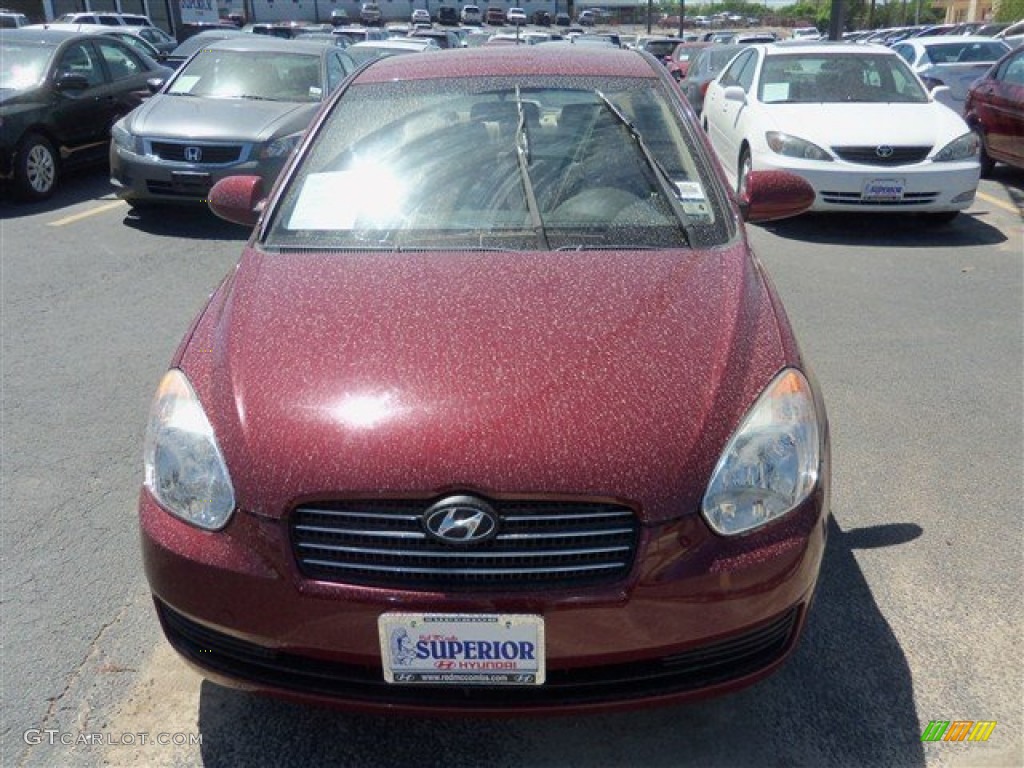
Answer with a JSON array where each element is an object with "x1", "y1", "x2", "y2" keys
[
  {"x1": 258, "y1": 131, "x2": 304, "y2": 160},
  {"x1": 111, "y1": 121, "x2": 141, "y2": 154},
  {"x1": 702, "y1": 369, "x2": 821, "y2": 536},
  {"x1": 143, "y1": 369, "x2": 235, "y2": 531},
  {"x1": 766, "y1": 131, "x2": 833, "y2": 162},
  {"x1": 933, "y1": 132, "x2": 978, "y2": 163}
]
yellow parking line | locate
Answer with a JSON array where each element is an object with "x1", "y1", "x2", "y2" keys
[
  {"x1": 975, "y1": 191, "x2": 1020, "y2": 216},
  {"x1": 48, "y1": 200, "x2": 126, "y2": 227}
]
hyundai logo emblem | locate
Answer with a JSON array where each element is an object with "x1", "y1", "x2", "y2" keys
[
  {"x1": 184, "y1": 146, "x2": 202, "y2": 163},
  {"x1": 875, "y1": 145, "x2": 894, "y2": 158},
  {"x1": 423, "y1": 496, "x2": 499, "y2": 545}
]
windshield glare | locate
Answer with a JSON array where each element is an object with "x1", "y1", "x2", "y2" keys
[
  {"x1": 267, "y1": 77, "x2": 722, "y2": 251},
  {"x1": 169, "y1": 50, "x2": 323, "y2": 101},
  {"x1": 0, "y1": 44, "x2": 52, "y2": 90},
  {"x1": 759, "y1": 53, "x2": 929, "y2": 104}
]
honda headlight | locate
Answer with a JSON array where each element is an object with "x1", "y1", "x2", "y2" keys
[
  {"x1": 766, "y1": 131, "x2": 832, "y2": 161},
  {"x1": 258, "y1": 131, "x2": 304, "y2": 160},
  {"x1": 111, "y1": 121, "x2": 141, "y2": 155},
  {"x1": 933, "y1": 132, "x2": 978, "y2": 163},
  {"x1": 143, "y1": 369, "x2": 235, "y2": 530},
  {"x1": 702, "y1": 369, "x2": 821, "y2": 536}
]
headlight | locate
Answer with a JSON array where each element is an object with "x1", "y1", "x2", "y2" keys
[
  {"x1": 111, "y1": 121, "x2": 141, "y2": 154},
  {"x1": 143, "y1": 369, "x2": 235, "y2": 531},
  {"x1": 933, "y1": 131, "x2": 978, "y2": 163},
  {"x1": 765, "y1": 131, "x2": 833, "y2": 162},
  {"x1": 701, "y1": 369, "x2": 821, "y2": 536},
  {"x1": 258, "y1": 131, "x2": 304, "y2": 160}
]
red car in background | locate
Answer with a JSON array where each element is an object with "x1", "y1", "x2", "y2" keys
[
  {"x1": 140, "y1": 47, "x2": 829, "y2": 716},
  {"x1": 667, "y1": 40, "x2": 710, "y2": 81},
  {"x1": 964, "y1": 45, "x2": 1024, "y2": 175}
]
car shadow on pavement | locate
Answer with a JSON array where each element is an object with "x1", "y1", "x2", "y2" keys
[
  {"x1": 0, "y1": 171, "x2": 116, "y2": 219},
  {"x1": 757, "y1": 211, "x2": 1008, "y2": 248},
  {"x1": 120, "y1": 205, "x2": 252, "y2": 242},
  {"x1": 193, "y1": 516, "x2": 927, "y2": 767}
]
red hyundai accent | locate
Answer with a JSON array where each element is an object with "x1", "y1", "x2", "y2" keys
[
  {"x1": 140, "y1": 47, "x2": 830, "y2": 715},
  {"x1": 964, "y1": 45, "x2": 1024, "y2": 176}
]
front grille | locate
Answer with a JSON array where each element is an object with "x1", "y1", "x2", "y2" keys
[
  {"x1": 831, "y1": 145, "x2": 931, "y2": 166},
  {"x1": 156, "y1": 600, "x2": 801, "y2": 709},
  {"x1": 291, "y1": 498, "x2": 639, "y2": 591},
  {"x1": 148, "y1": 141, "x2": 244, "y2": 164},
  {"x1": 819, "y1": 190, "x2": 939, "y2": 206}
]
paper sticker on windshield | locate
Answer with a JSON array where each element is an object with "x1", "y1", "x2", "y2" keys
[
  {"x1": 675, "y1": 181, "x2": 712, "y2": 221},
  {"x1": 288, "y1": 169, "x2": 406, "y2": 230},
  {"x1": 762, "y1": 83, "x2": 790, "y2": 103}
]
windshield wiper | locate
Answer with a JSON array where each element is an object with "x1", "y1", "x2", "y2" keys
[
  {"x1": 513, "y1": 86, "x2": 550, "y2": 250},
  {"x1": 594, "y1": 91, "x2": 696, "y2": 247}
]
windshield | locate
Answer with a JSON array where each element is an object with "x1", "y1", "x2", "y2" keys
[
  {"x1": 168, "y1": 49, "x2": 323, "y2": 101},
  {"x1": 923, "y1": 41, "x2": 1009, "y2": 64},
  {"x1": 758, "y1": 53, "x2": 929, "y2": 104},
  {"x1": 266, "y1": 76, "x2": 725, "y2": 251},
  {"x1": 0, "y1": 43, "x2": 52, "y2": 90}
]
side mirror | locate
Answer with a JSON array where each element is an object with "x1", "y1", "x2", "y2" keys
[
  {"x1": 208, "y1": 175, "x2": 266, "y2": 227},
  {"x1": 146, "y1": 77, "x2": 165, "y2": 94},
  {"x1": 740, "y1": 170, "x2": 815, "y2": 223}
]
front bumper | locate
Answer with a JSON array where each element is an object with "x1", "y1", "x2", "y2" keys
[
  {"x1": 141, "y1": 486, "x2": 828, "y2": 715},
  {"x1": 751, "y1": 152, "x2": 980, "y2": 213},
  {"x1": 109, "y1": 142, "x2": 288, "y2": 205}
]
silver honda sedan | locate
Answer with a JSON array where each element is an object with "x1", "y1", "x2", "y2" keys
[{"x1": 110, "y1": 36, "x2": 355, "y2": 209}]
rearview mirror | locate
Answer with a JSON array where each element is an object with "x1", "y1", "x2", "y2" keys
[{"x1": 208, "y1": 176, "x2": 266, "y2": 227}]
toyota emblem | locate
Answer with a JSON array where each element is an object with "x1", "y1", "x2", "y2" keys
[
  {"x1": 423, "y1": 496, "x2": 499, "y2": 545},
  {"x1": 875, "y1": 145, "x2": 894, "y2": 159},
  {"x1": 184, "y1": 146, "x2": 202, "y2": 163}
]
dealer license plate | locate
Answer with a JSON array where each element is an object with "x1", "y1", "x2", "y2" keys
[
  {"x1": 862, "y1": 178, "x2": 904, "y2": 201},
  {"x1": 378, "y1": 613, "x2": 545, "y2": 685}
]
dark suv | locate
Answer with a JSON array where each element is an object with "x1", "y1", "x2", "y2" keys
[{"x1": 437, "y1": 6, "x2": 458, "y2": 25}]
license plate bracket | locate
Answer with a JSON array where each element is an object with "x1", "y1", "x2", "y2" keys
[{"x1": 862, "y1": 177, "x2": 905, "y2": 201}]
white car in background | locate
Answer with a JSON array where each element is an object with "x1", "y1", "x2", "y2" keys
[
  {"x1": 702, "y1": 42, "x2": 980, "y2": 223},
  {"x1": 507, "y1": 7, "x2": 527, "y2": 25},
  {"x1": 891, "y1": 35, "x2": 1011, "y2": 111}
]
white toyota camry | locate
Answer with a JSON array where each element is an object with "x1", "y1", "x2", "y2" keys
[{"x1": 702, "y1": 42, "x2": 981, "y2": 223}]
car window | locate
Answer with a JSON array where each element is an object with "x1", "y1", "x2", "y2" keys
[
  {"x1": 57, "y1": 41, "x2": 106, "y2": 87},
  {"x1": 96, "y1": 39, "x2": 147, "y2": 79},
  {"x1": 757, "y1": 52, "x2": 927, "y2": 104},
  {"x1": 925, "y1": 41, "x2": 1007, "y2": 64},
  {"x1": 326, "y1": 51, "x2": 353, "y2": 91},
  {"x1": 267, "y1": 75, "x2": 725, "y2": 251},
  {"x1": 888, "y1": 44, "x2": 913, "y2": 64},
  {"x1": 170, "y1": 50, "x2": 323, "y2": 101},
  {"x1": 720, "y1": 49, "x2": 756, "y2": 91},
  {"x1": 999, "y1": 53, "x2": 1024, "y2": 85}
]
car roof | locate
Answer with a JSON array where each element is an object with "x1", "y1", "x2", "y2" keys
[
  {"x1": 1, "y1": 26, "x2": 90, "y2": 43},
  {"x1": 762, "y1": 40, "x2": 895, "y2": 55},
  {"x1": 907, "y1": 34, "x2": 1010, "y2": 44},
  {"x1": 203, "y1": 36, "x2": 337, "y2": 54},
  {"x1": 355, "y1": 46, "x2": 656, "y2": 84}
]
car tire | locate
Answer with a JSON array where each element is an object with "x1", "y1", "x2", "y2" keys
[
  {"x1": 974, "y1": 130, "x2": 995, "y2": 178},
  {"x1": 14, "y1": 133, "x2": 59, "y2": 201},
  {"x1": 737, "y1": 147, "x2": 752, "y2": 199}
]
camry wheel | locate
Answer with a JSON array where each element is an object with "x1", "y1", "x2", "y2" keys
[
  {"x1": 974, "y1": 129, "x2": 994, "y2": 178},
  {"x1": 737, "y1": 147, "x2": 752, "y2": 199},
  {"x1": 15, "y1": 133, "x2": 59, "y2": 201}
]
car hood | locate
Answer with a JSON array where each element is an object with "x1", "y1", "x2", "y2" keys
[
  {"x1": 125, "y1": 94, "x2": 316, "y2": 141},
  {"x1": 759, "y1": 102, "x2": 969, "y2": 147},
  {"x1": 179, "y1": 245, "x2": 798, "y2": 524}
]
